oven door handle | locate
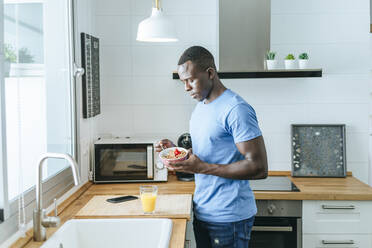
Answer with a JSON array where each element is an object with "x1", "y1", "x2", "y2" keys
[
  {"x1": 252, "y1": 226, "x2": 293, "y2": 232},
  {"x1": 147, "y1": 145, "x2": 153, "y2": 178}
]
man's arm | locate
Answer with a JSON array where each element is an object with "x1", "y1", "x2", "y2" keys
[
  {"x1": 168, "y1": 136, "x2": 268, "y2": 180},
  {"x1": 200, "y1": 136, "x2": 268, "y2": 180}
]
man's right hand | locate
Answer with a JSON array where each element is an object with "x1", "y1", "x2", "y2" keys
[{"x1": 155, "y1": 139, "x2": 176, "y2": 153}]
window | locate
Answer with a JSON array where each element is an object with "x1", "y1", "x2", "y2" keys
[
  {"x1": 4, "y1": 0, "x2": 74, "y2": 199},
  {"x1": 0, "y1": 0, "x2": 76, "y2": 241}
]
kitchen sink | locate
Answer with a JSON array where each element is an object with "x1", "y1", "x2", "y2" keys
[{"x1": 41, "y1": 218, "x2": 173, "y2": 248}]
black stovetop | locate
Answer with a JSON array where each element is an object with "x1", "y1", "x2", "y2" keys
[{"x1": 250, "y1": 176, "x2": 300, "y2": 192}]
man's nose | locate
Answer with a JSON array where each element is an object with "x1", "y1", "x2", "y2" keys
[{"x1": 185, "y1": 81, "x2": 192, "y2": 91}]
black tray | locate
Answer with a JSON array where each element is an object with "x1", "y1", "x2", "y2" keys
[{"x1": 291, "y1": 124, "x2": 346, "y2": 177}]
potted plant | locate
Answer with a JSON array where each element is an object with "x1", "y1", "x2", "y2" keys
[
  {"x1": 298, "y1": 52, "x2": 309, "y2": 69},
  {"x1": 18, "y1": 47, "x2": 34, "y2": 63},
  {"x1": 284, "y1": 54, "x2": 296, "y2": 69},
  {"x1": 4, "y1": 44, "x2": 17, "y2": 77},
  {"x1": 265, "y1": 51, "x2": 277, "y2": 70}
]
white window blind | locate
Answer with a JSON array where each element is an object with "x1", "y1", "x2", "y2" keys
[{"x1": 4, "y1": 0, "x2": 74, "y2": 200}]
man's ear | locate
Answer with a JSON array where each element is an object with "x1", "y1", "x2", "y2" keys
[{"x1": 207, "y1": 67, "x2": 216, "y2": 79}]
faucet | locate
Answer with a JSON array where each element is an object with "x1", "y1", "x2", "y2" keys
[{"x1": 33, "y1": 153, "x2": 80, "y2": 241}]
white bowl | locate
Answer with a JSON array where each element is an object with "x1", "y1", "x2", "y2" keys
[{"x1": 159, "y1": 147, "x2": 189, "y2": 166}]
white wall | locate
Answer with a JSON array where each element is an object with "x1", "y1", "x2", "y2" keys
[{"x1": 91, "y1": 0, "x2": 372, "y2": 184}]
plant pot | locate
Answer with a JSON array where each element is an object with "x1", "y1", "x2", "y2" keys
[
  {"x1": 266, "y1": 60, "x2": 278, "y2": 70},
  {"x1": 298, "y1": 59, "x2": 309, "y2": 69},
  {"x1": 3, "y1": 61, "x2": 10, "y2": 77},
  {"x1": 284, "y1": 60, "x2": 296, "y2": 70}
]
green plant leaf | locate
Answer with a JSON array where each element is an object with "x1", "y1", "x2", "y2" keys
[
  {"x1": 4, "y1": 44, "x2": 17, "y2": 63},
  {"x1": 285, "y1": 54, "x2": 295, "y2": 60},
  {"x1": 299, "y1": 52, "x2": 309, "y2": 60},
  {"x1": 266, "y1": 51, "x2": 276, "y2": 60}
]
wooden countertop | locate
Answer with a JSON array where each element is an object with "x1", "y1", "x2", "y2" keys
[
  {"x1": 85, "y1": 171, "x2": 372, "y2": 201},
  {"x1": 11, "y1": 171, "x2": 372, "y2": 248},
  {"x1": 262, "y1": 173, "x2": 372, "y2": 200}
]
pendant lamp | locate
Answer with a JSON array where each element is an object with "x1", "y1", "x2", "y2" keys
[{"x1": 136, "y1": 0, "x2": 178, "y2": 42}]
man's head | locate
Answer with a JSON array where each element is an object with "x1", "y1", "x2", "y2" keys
[{"x1": 177, "y1": 46, "x2": 217, "y2": 102}]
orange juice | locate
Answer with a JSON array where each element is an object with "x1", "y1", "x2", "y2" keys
[{"x1": 141, "y1": 193, "x2": 157, "y2": 213}]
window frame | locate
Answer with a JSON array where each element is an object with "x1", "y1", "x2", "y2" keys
[{"x1": 0, "y1": 0, "x2": 79, "y2": 243}]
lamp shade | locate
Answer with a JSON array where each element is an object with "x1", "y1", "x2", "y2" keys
[{"x1": 136, "y1": 8, "x2": 178, "y2": 42}]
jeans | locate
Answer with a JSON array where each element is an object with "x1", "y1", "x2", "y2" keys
[{"x1": 193, "y1": 215, "x2": 255, "y2": 248}]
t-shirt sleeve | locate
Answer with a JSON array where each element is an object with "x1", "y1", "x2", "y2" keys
[{"x1": 225, "y1": 103, "x2": 262, "y2": 143}]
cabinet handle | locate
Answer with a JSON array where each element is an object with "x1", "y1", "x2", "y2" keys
[
  {"x1": 252, "y1": 226, "x2": 293, "y2": 232},
  {"x1": 322, "y1": 240, "x2": 354, "y2": 244},
  {"x1": 322, "y1": 204, "x2": 355, "y2": 210}
]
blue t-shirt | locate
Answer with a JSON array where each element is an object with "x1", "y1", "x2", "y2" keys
[{"x1": 190, "y1": 89, "x2": 262, "y2": 223}]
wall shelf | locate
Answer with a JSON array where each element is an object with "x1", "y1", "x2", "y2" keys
[{"x1": 172, "y1": 69, "x2": 322, "y2": 79}]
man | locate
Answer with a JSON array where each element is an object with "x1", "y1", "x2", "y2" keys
[{"x1": 155, "y1": 46, "x2": 268, "y2": 248}]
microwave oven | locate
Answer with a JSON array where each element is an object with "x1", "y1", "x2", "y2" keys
[{"x1": 93, "y1": 137, "x2": 167, "y2": 183}]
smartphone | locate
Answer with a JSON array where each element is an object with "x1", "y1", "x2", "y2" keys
[{"x1": 106, "y1": 195, "x2": 138, "y2": 203}]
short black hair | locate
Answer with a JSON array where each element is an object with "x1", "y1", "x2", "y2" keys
[{"x1": 178, "y1": 46, "x2": 216, "y2": 71}]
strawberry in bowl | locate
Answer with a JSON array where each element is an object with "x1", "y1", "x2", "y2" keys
[{"x1": 159, "y1": 147, "x2": 189, "y2": 167}]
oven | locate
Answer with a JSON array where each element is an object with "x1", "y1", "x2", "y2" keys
[
  {"x1": 249, "y1": 200, "x2": 302, "y2": 248},
  {"x1": 93, "y1": 137, "x2": 167, "y2": 183}
]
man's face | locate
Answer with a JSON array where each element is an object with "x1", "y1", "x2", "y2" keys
[{"x1": 177, "y1": 61, "x2": 212, "y2": 102}]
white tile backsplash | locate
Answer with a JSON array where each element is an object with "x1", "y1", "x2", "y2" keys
[
  {"x1": 225, "y1": 75, "x2": 370, "y2": 105},
  {"x1": 95, "y1": 105, "x2": 134, "y2": 136},
  {"x1": 346, "y1": 132, "x2": 369, "y2": 162},
  {"x1": 187, "y1": 15, "x2": 218, "y2": 45},
  {"x1": 93, "y1": 0, "x2": 132, "y2": 15},
  {"x1": 100, "y1": 46, "x2": 132, "y2": 76},
  {"x1": 271, "y1": 0, "x2": 369, "y2": 14},
  {"x1": 132, "y1": 46, "x2": 181, "y2": 76},
  {"x1": 131, "y1": 76, "x2": 194, "y2": 105},
  {"x1": 95, "y1": 15, "x2": 132, "y2": 45},
  {"x1": 185, "y1": 0, "x2": 218, "y2": 15},
  {"x1": 347, "y1": 162, "x2": 369, "y2": 183},
  {"x1": 301, "y1": 104, "x2": 369, "y2": 132},
  {"x1": 162, "y1": 0, "x2": 217, "y2": 16},
  {"x1": 271, "y1": 13, "x2": 370, "y2": 44},
  {"x1": 131, "y1": 0, "x2": 153, "y2": 16},
  {"x1": 263, "y1": 133, "x2": 292, "y2": 163},
  {"x1": 255, "y1": 105, "x2": 306, "y2": 134},
  {"x1": 132, "y1": 105, "x2": 193, "y2": 134},
  {"x1": 101, "y1": 76, "x2": 133, "y2": 105}
]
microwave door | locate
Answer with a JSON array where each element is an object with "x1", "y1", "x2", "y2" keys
[{"x1": 147, "y1": 145, "x2": 154, "y2": 178}]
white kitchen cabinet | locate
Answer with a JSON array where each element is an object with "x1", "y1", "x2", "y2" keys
[
  {"x1": 303, "y1": 234, "x2": 372, "y2": 248},
  {"x1": 303, "y1": 201, "x2": 372, "y2": 234},
  {"x1": 303, "y1": 200, "x2": 372, "y2": 247}
]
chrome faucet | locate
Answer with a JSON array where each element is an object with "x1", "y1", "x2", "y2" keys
[{"x1": 33, "y1": 153, "x2": 80, "y2": 241}]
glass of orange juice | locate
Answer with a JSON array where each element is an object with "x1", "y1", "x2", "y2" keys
[{"x1": 140, "y1": 185, "x2": 158, "y2": 214}]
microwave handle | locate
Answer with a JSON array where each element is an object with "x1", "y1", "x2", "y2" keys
[{"x1": 147, "y1": 145, "x2": 154, "y2": 178}]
